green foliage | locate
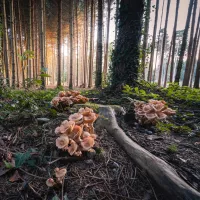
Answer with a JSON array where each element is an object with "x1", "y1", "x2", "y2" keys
[
  {"x1": 167, "y1": 144, "x2": 178, "y2": 153},
  {"x1": 122, "y1": 84, "x2": 160, "y2": 101},
  {"x1": 15, "y1": 149, "x2": 36, "y2": 168},
  {"x1": 18, "y1": 50, "x2": 34, "y2": 61},
  {"x1": 156, "y1": 122, "x2": 191, "y2": 135},
  {"x1": 3, "y1": 161, "x2": 14, "y2": 169}
]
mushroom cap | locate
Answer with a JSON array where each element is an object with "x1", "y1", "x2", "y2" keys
[
  {"x1": 79, "y1": 107, "x2": 94, "y2": 116},
  {"x1": 51, "y1": 97, "x2": 60, "y2": 106},
  {"x1": 65, "y1": 91, "x2": 72, "y2": 97},
  {"x1": 83, "y1": 113, "x2": 98, "y2": 124},
  {"x1": 54, "y1": 168, "x2": 67, "y2": 178},
  {"x1": 162, "y1": 108, "x2": 176, "y2": 115},
  {"x1": 70, "y1": 90, "x2": 80, "y2": 97},
  {"x1": 59, "y1": 120, "x2": 75, "y2": 134},
  {"x1": 143, "y1": 104, "x2": 153, "y2": 113},
  {"x1": 60, "y1": 97, "x2": 73, "y2": 105},
  {"x1": 67, "y1": 139, "x2": 78, "y2": 155},
  {"x1": 56, "y1": 135, "x2": 69, "y2": 149},
  {"x1": 69, "y1": 113, "x2": 83, "y2": 125},
  {"x1": 55, "y1": 126, "x2": 61, "y2": 134},
  {"x1": 74, "y1": 151, "x2": 82, "y2": 156},
  {"x1": 145, "y1": 112, "x2": 157, "y2": 120},
  {"x1": 82, "y1": 131, "x2": 90, "y2": 138},
  {"x1": 46, "y1": 178, "x2": 56, "y2": 187},
  {"x1": 81, "y1": 136, "x2": 95, "y2": 151},
  {"x1": 151, "y1": 103, "x2": 165, "y2": 112},
  {"x1": 58, "y1": 91, "x2": 66, "y2": 97},
  {"x1": 68, "y1": 125, "x2": 82, "y2": 142},
  {"x1": 156, "y1": 112, "x2": 167, "y2": 120}
]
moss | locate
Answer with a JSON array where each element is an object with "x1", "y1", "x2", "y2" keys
[{"x1": 167, "y1": 144, "x2": 178, "y2": 153}]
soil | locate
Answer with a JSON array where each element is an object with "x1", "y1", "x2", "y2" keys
[
  {"x1": 0, "y1": 111, "x2": 167, "y2": 200},
  {"x1": 118, "y1": 114, "x2": 200, "y2": 193}
]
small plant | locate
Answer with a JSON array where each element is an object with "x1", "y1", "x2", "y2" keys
[{"x1": 167, "y1": 144, "x2": 178, "y2": 153}]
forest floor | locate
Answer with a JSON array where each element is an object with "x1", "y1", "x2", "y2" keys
[{"x1": 0, "y1": 84, "x2": 200, "y2": 199}]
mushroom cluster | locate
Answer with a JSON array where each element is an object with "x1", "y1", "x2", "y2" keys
[
  {"x1": 55, "y1": 107, "x2": 98, "y2": 156},
  {"x1": 46, "y1": 167, "x2": 67, "y2": 187},
  {"x1": 134, "y1": 99, "x2": 176, "y2": 125},
  {"x1": 51, "y1": 90, "x2": 89, "y2": 108}
]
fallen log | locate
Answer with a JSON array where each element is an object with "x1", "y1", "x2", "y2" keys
[{"x1": 95, "y1": 105, "x2": 200, "y2": 200}]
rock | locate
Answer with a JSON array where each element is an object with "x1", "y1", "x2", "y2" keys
[
  {"x1": 145, "y1": 130, "x2": 153, "y2": 135},
  {"x1": 112, "y1": 161, "x2": 119, "y2": 168},
  {"x1": 188, "y1": 132, "x2": 196, "y2": 138},
  {"x1": 37, "y1": 118, "x2": 50, "y2": 124},
  {"x1": 146, "y1": 135, "x2": 163, "y2": 141}
]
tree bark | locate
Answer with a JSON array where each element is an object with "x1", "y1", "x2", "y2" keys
[
  {"x1": 103, "y1": 0, "x2": 111, "y2": 83},
  {"x1": 95, "y1": 0, "x2": 103, "y2": 88},
  {"x1": 183, "y1": 0, "x2": 197, "y2": 86},
  {"x1": 57, "y1": 0, "x2": 62, "y2": 87},
  {"x1": 141, "y1": 0, "x2": 151, "y2": 79},
  {"x1": 2, "y1": 0, "x2": 10, "y2": 86},
  {"x1": 88, "y1": 0, "x2": 95, "y2": 88},
  {"x1": 111, "y1": 0, "x2": 144, "y2": 89},
  {"x1": 69, "y1": 0, "x2": 73, "y2": 89},
  {"x1": 158, "y1": 0, "x2": 171, "y2": 86},
  {"x1": 175, "y1": 0, "x2": 194, "y2": 84},
  {"x1": 169, "y1": 0, "x2": 180, "y2": 82},
  {"x1": 148, "y1": 0, "x2": 159, "y2": 82},
  {"x1": 10, "y1": 0, "x2": 16, "y2": 88}
]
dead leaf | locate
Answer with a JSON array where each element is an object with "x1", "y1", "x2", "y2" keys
[{"x1": 9, "y1": 170, "x2": 22, "y2": 182}]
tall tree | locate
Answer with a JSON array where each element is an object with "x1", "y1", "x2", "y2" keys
[
  {"x1": 69, "y1": 0, "x2": 73, "y2": 89},
  {"x1": 111, "y1": 0, "x2": 144, "y2": 88},
  {"x1": 88, "y1": 0, "x2": 95, "y2": 88},
  {"x1": 158, "y1": 0, "x2": 171, "y2": 86},
  {"x1": 183, "y1": 0, "x2": 197, "y2": 86},
  {"x1": 175, "y1": 0, "x2": 194, "y2": 84},
  {"x1": 169, "y1": 0, "x2": 180, "y2": 82},
  {"x1": 2, "y1": 0, "x2": 10, "y2": 86},
  {"x1": 148, "y1": 0, "x2": 159, "y2": 82},
  {"x1": 103, "y1": 0, "x2": 111, "y2": 83},
  {"x1": 115, "y1": 0, "x2": 119, "y2": 47},
  {"x1": 141, "y1": 0, "x2": 151, "y2": 79},
  {"x1": 95, "y1": 0, "x2": 103, "y2": 88},
  {"x1": 76, "y1": 0, "x2": 79, "y2": 87},
  {"x1": 40, "y1": 0, "x2": 45, "y2": 88},
  {"x1": 10, "y1": 0, "x2": 16, "y2": 87},
  {"x1": 193, "y1": 46, "x2": 200, "y2": 88},
  {"x1": 57, "y1": 0, "x2": 62, "y2": 87}
]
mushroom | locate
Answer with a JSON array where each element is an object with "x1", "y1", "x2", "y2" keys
[
  {"x1": 59, "y1": 120, "x2": 75, "y2": 134},
  {"x1": 65, "y1": 91, "x2": 72, "y2": 97},
  {"x1": 80, "y1": 136, "x2": 95, "y2": 151},
  {"x1": 162, "y1": 108, "x2": 176, "y2": 115},
  {"x1": 70, "y1": 90, "x2": 80, "y2": 97},
  {"x1": 56, "y1": 135, "x2": 69, "y2": 149},
  {"x1": 46, "y1": 178, "x2": 56, "y2": 187},
  {"x1": 58, "y1": 91, "x2": 66, "y2": 97},
  {"x1": 79, "y1": 107, "x2": 93, "y2": 116},
  {"x1": 66, "y1": 139, "x2": 78, "y2": 155},
  {"x1": 83, "y1": 113, "x2": 98, "y2": 124},
  {"x1": 51, "y1": 97, "x2": 60, "y2": 107},
  {"x1": 54, "y1": 167, "x2": 67, "y2": 178},
  {"x1": 55, "y1": 126, "x2": 61, "y2": 134},
  {"x1": 60, "y1": 97, "x2": 73, "y2": 106},
  {"x1": 73, "y1": 151, "x2": 82, "y2": 157},
  {"x1": 68, "y1": 125, "x2": 82, "y2": 142},
  {"x1": 82, "y1": 131, "x2": 90, "y2": 139},
  {"x1": 69, "y1": 113, "x2": 83, "y2": 125}
]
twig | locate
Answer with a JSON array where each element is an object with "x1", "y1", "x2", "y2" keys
[{"x1": 19, "y1": 168, "x2": 47, "y2": 180}]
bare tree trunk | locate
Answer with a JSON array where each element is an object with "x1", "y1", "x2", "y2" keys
[
  {"x1": 40, "y1": 0, "x2": 45, "y2": 88},
  {"x1": 158, "y1": 0, "x2": 171, "y2": 86},
  {"x1": 183, "y1": 0, "x2": 197, "y2": 86},
  {"x1": 115, "y1": 0, "x2": 119, "y2": 47},
  {"x1": 10, "y1": 0, "x2": 16, "y2": 88},
  {"x1": 141, "y1": 0, "x2": 151, "y2": 79},
  {"x1": 76, "y1": 0, "x2": 79, "y2": 87},
  {"x1": 193, "y1": 43, "x2": 200, "y2": 88},
  {"x1": 148, "y1": 0, "x2": 159, "y2": 82},
  {"x1": 84, "y1": 0, "x2": 88, "y2": 87},
  {"x1": 69, "y1": 0, "x2": 73, "y2": 89},
  {"x1": 95, "y1": 0, "x2": 103, "y2": 88},
  {"x1": 3, "y1": 0, "x2": 10, "y2": 86},
  {"x1": 169, "y1": 0, "x2": 180, "y2": 82},
  {"x1": 164, "y1": 37, "x2": 173, "y2": 87},
  {"x1": 153, "y1": 0, "x2": 165, "y2": 83},
  {"x1": 103, "y1": 0, "x2": 111, "y2": 84},
  {"x1": 175, "y1": 0, "x2": 194, "y2": 84},
  {"x1": 57, "y1": 0, "x2": 62, "y2": 87},
  {"x1": 190, "y1": 31, "x2": 200, "y2": 87},
  {"x1": 88, "y1": 0, "x2": 95, "y2": 88}
]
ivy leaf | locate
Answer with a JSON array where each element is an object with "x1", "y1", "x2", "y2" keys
[
  {"x1": 15, "y1": 149, "x2": 36, "y2": 168},
  {"x1": 52, "y1": 195, "x2": 60, "y2": 200},
  {"x1": 3, "y1": 160, "x2": 14, "y2": 169}
]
